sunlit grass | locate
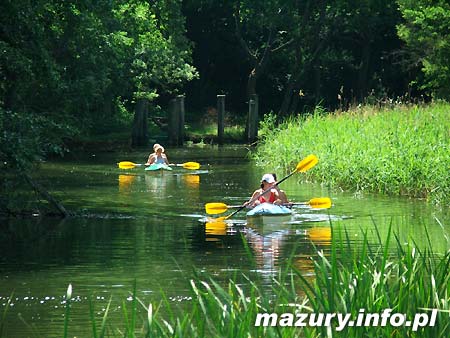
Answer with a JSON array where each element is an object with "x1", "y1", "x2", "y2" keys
[{"x1": 255, "y1": 102, "x2": 450, "y2": 206}]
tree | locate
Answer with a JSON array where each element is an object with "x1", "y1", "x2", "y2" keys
[
  {"x1": 233, "y1": 1, "x2": 296, "y2": 99},
  {"x1": 112, "y1": 0, "x2": 197, "y2": 146},
  {"x1": 397, "y1": 0, "x2": 450, "y2": 99},
  {"x1": 0, "y1": 0, "x2": 197, "y2": 214}
]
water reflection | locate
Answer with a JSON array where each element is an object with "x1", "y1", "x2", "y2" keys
[
  {"x1": 183, "y1": 174, "x2": 200, "y2": 188},
  {"x1": 205, "y1": 220, "x2": 227, "y2": 237},
  {"x1": 244, "y1": 228, "x2": 284, "y2": 277},
  {"x1": 1, "y1": 146, "x2": 448, "y2": 338},
  {"x1": 144, "y1": 172, "x2": 173, "y2": 194},
  {"x1": 118, "y1": 174, "x2": 135, "y2": 193},
  {"x1": 307, "y1": 226, "x2": 332, "y2": 245},
  {"x1": 200, "y1": 210, "x2": 335, "y2": 283}
]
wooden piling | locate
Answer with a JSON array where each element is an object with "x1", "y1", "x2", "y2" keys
[
  {"x1": 168, "y1": 97, "x2": 179, "y2": 146},
  {"x1": 177, "y1": 95, "x2": 185, "y2": 146},
  {"x1": 247, "y1": 94, "x2": 258, "y2": 143},
  {"x1": 168, "y1": 95, "x2": 185, "y2": 146}
]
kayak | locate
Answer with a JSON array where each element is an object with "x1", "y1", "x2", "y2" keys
[
  {"x1": 246, "y1": 203, "x2": 292, "y2": 226},
  {"x1": 145, "y1": 163, "x2": 173, "y2": 171}
]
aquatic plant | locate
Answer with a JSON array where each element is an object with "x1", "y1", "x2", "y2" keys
[
  {"x1": 2, "y1": 226, "x2": 448, "y2": 337},
  {"x1": 255, "y1": 102, "x2": 450, "y2": 206}
]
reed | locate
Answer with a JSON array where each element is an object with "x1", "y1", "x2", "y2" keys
[
  {"x1": 84, "y1": 227, "x2": 450, "y2": 337},
  {"x1": 255, "y1": 102, "x2": 450, "y2": 206},
  {"x1": 0, "y1": 293, "x2": 13, "y2": 338},
  {"x1": 2, "y1": 227, "x2": 448, "y2": 337}
]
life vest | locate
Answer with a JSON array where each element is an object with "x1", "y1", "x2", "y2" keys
[{"x1": 258, "y1": 191, "x2": 277, "y2": 203}]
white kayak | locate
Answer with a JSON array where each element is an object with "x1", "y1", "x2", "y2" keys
[{"x1": 246, "y1": 203, "x2": 292, "y2": 226}]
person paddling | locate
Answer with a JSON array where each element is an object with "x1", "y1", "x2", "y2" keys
[
  {"x1": 146, "y1": 144, "x2": 169, "y2": 166},
  {"x1": 271, "y1": 173, "x2": 289, "y2": 204},
  {"x1": 245, "y1": 174, "x2": 284, "y2": 207}
]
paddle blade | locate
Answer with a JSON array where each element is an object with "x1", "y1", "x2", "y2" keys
[
  {"x1": 181, "y1": 161, "x2": 200, "y2": 170},
  {"x1": 118, "y1": 161, "x2": 139, "y2": 169},
  {"x1": 309, "y1": 197, "x2": 332, "y2": 209},
  {"x1": 205, "y1": 202, "x2": 228, "y2": 215},
  {"x1": 296, "y1": 154, "x2": 319, "y2": 173}
]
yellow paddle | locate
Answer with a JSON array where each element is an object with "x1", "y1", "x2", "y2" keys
[
  {"x1": 118, "y1": 161, "x2": 143, "y2": 169},
  {"x1": 118, "y1": 161, "x2": 200, "y2": 170},
  {"x1": 205, "y1": 197, "x2": 332, "y2": 215},
  {"x1": 208, "y1": 154, "x2": 319, "y2": 221},
  {"x1": 172, "y1": 161, "x2": 201, "y2": 170}
]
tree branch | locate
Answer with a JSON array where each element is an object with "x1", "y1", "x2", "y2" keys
[
  {"x1": 234, "y1": 6, "x2": 257, "y2": 61},
  {"x1": 23, "y1": 172, "x2": 70, "y2": 217}
]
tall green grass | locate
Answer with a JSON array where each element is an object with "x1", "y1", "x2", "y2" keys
[
  {"x1": 255, "y1": 102, "x2": 450, "y2": 206},
  {"x1": 2, "y1": 225, "x2": 447, "y2": 337},
  {"x1": 134, "y1": 226, "x2": 449, "y2": 337}
]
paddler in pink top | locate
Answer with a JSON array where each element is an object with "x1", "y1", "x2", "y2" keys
[{"x1": 245, "y1": 174, "x2": 284, "y2": 207}]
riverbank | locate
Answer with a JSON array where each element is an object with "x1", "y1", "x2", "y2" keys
[{"x1": 254, "y1": 102, "x2": 450, "y2": 206}]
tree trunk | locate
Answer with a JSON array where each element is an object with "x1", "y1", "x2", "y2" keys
[
  {"x1": 131, "y1": 98, "x2": 148, "y2": 147},
  {"x1": 357, "y1": 42, "x2": 371, "y2": 100},
  {"x1": 24, "y1": 172, "x2": 70, "y2": 217},
  {"x1": 289, "y1": 91, "x2": 300, "y2": 114},
  {"x1": 314, "y1": 64, "x2": 321, "y2": 104},
  {"x1": 278, "y1": 75, "x2": 296, "y2": 116}
]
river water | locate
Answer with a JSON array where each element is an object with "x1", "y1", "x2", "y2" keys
[{"x1": 0, "y1": 145, "x2": 448, "y2": 337}]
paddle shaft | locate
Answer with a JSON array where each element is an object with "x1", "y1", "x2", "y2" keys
[
  {"x1": 217, "y1": 201, "x2": 322, "y2": 209},
  {"x1": 221, "y1": 202, "x2": 310, "y2": 209},
  {"x1": 119, "y1": 161, "x2": 199, "y2": 169}
]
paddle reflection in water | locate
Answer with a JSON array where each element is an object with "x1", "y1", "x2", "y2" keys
[
  {"x1": 183, "y1": 174, "x2": 200, "y2": 188},
  {"x1": 243, "y1": 225, "x2": 333, "y2": 283},
  {"x1": 307, "y1": 226, "x2": 332, "y2": 245},
  {"x1": 202, "y1": 208, "x2": 334, "y2": 283},
  {"x1": 205, "y1": 220, "x2": 227, "y2": 241},
  {"x1": 118, "y1": 174, "x2": 136, "y2": 193}
]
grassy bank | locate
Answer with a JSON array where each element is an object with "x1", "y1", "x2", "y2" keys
[
  {"x1": 254, "y1": 102, "x2": 449, "y2": 206},
  {"x1": 2, "y1": 226, "x2": 448, "y2": 337}
]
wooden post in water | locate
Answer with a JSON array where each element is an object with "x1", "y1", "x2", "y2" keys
[
  {"x1": 177, "y1": 95, "x2": 185, "y2": 146},
  {"x1": 247, "y1": 94, "x2": 258, "y2": 143},
  {"x1": 168, "y1": 97, "x2": 179, "y2": 146},
  {"x1": 217, "y1": 95, "x2": 225, "y2": 145}
]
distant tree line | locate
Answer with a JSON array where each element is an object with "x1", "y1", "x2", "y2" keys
[
  {"x1": 183, "y1": 0, "x2": 450, "y2": 114},
  {"x1": 1, "y1": 0, "x2": 449, "y2": 163}
]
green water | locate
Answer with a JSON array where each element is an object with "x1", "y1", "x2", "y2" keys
[{"x1": 0, "y1": 145, "x2": 448, "y2": 337}]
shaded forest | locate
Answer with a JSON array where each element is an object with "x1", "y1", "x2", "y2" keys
[{"x1": 1, "y1": 0, "x2": 449, "y2": 163}]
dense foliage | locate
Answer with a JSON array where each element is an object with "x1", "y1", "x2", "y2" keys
[
  {"x1": 0, "y1": 0, "x2": 197, "y2": 214},
  {"x1": 184, "y1": 0, "x2": 413, "y2": 113},
  {"x1": 397, "y1": 0, "x2": 450, "y2": 99},
  {"x1": 2, "y1": 0, "x2": 449, "y2": 147},
  {"x1": 0, "y1": 0, "x2": 196, "y2": 151}
]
